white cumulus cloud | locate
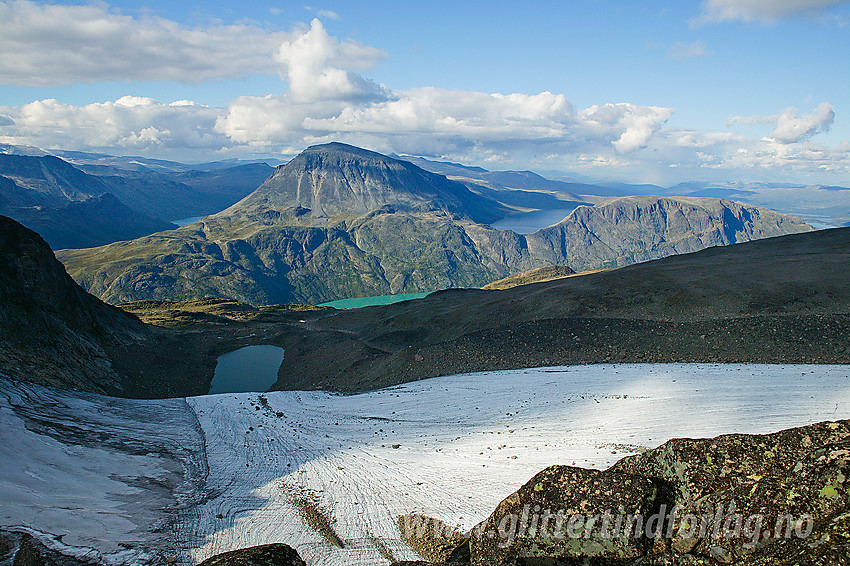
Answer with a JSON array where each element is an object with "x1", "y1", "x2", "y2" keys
[
  {"x1": 215, "y1": 87, "x2": 674, "y2": 160},
  {"x1": 0, "y1": 97, "x2": 228, "y2": 153},
  {"x1": 1, "y1": 9, "x2": 847, "y2": 181},
  {"x1": 578, "y1": 103, "x2": 676, "y2": 153},
  {"x1": 771, "y1": 103, "x2": 836, "y2": 143},
  {"x1": 274, "y1": 18, "x2": 388, "y2": 103},
  {"x1": 730, "y1": 103, "x2": 835, "y2": 143},
  {"x1": 695, "y1": 0, "x2": 850, "y2": 24},
  {"x1": 0, "y1": 0, "x2": 294, "y2": 86}
]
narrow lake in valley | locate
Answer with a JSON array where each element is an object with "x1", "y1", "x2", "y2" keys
[
  {"x1": 208, "y1": 345, "x2": 285, "y2": 394},
  {"x1": 171, "y1": 216, "x2": 204, "y2": 227},
  {"x1": 491, "y1": 207, "x2": 577, "y2": 234},
  {"x1": 318, "y1": 291, "x2": 430, "y2": 309}
]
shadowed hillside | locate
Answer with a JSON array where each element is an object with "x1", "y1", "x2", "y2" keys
[{"x1": 268, "y1": 227, "x2": 850, "y2": 391}]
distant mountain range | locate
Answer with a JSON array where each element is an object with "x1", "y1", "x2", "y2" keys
[
  {"x1": 57, "y1": 143, "x2": 811, "y2": 306},
  {"x1": 403, "y1": 155, "x2": 850, "y2": 228},
  {"x1": 0, "y1": 147, "x2": 274, "y2": 249}
]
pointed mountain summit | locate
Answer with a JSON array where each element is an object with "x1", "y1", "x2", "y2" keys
[{"x1": 232, "y1": 142, "x2": 508, "y2": 224}]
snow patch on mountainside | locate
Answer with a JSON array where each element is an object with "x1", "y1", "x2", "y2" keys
[{"x1": 2, "y1": 364, "x2": 849, "y2": 565}]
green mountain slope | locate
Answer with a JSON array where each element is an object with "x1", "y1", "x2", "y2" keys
[{"x1": 57, "y1": 144, "x2": 812, "y2": 306}]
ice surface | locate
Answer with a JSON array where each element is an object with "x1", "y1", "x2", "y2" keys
[{"x1": 2, "y1": 364, "x2": 849, "y2": 565}]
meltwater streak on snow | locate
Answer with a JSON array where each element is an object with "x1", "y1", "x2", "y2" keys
[
  {"x1": 184, "y1": 364, "x2": 850, "y2": 566},
  {"x1": 1, "y1": 364, "x2": 849, "y2": 566}
]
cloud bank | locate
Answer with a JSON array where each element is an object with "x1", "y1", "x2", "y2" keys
[
  {"x1": 0, "y1": 0, "x2": 294, "y2": 86},
  {"x1": 0, "y1": 3, "x2": 847, "y2": 182}
]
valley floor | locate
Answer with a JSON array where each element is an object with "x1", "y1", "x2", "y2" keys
[{"x1": 2, "y1": 364, "x2": 849, "y2": 565}]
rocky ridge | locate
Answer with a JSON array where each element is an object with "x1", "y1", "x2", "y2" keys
[
  {"x1": 57, "y1": 143, "x2": 811, "y2": 306},
  {"x1": 395, "y1": 419, "x2": 850, "y2": 565},
  {"x1": 0, "y1": 150, "x2": 274, "y2": 249}
]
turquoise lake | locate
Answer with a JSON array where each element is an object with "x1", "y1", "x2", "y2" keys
[{"x1": 318, "y1": 291, "x2": 431, "y2": 309}]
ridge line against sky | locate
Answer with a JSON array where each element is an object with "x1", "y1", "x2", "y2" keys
[{"x1": 0, "y1": 0, "x2": 849, "y2": 185}]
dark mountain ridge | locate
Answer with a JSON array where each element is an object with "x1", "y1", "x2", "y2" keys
[
  {"x1": 0, "y1": 151, "x2": 275, "y2": 249},
  {"x1": 0, "y1": 215, "x2": 251, "y2": 398},
  {"x1": 270, "y1": 226, "x2": 850, "y2": 392},
  {"x1": 0, "y1": 215, "x2": 146, "y2": 392},
  {"x1": 57, "y1": 143, "x2": 812, "y2": 306}
]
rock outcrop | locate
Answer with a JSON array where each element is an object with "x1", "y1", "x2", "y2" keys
[
  {"x1": 197, "y1": 543, "x2": 306, "y2": 566},
  {"x1": 611, "y1": 419, "x2": 850, "y2": 564},
  {"x1": 466, "y1": 466, "x2": 664, "y2": 565},
  {"x1": 410, "y1": 420, "x2": 849, "y2": 565}
]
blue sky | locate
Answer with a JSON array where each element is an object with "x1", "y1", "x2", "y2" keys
[{"x1": 1, "y1": 0, "x2": 849, "y2": 185}]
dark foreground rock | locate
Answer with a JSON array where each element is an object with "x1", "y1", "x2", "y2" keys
[
  {"x1": 0, "y1": 532, "x2": 97, "y2": 566},
  {"x1": 612, "y1": 419, "x2": 850, "y2": 564},
  {"x1": 467, "y1": 466, "x2": 663, "y2": 565},
  {"x1": 404, "y1": 420, "x2": 850, "y2": 566},
  {"x1": 197, "y1": 543, "x2": 305, "y2": 566}
]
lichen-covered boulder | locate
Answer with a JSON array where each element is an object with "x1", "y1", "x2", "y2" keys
[
  {"x1": 398, "y1": 421, "x2": 850, "y2": 565},
  {"x1": 466, "y1": 465, "x2": 665, "y2": 566},
  {"x1": 197, "y1": 543, "x2": 306, "y2": 566},
  {"x1": 611, "y1": 420, "x2": 850, "y2": 563},
  {"x1": 611, "y1": 420, "x2": 850, "y2": 508},
  {"x1": 397, "y1": 513, "x2": 468, "y2": 563},
  {"x1": 740, "y1": 510, "x2": 850, "y2": 566}
]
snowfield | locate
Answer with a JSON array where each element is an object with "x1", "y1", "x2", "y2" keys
[{"x1": 2, "y1": 364, "x2": 849, "y2": 565}]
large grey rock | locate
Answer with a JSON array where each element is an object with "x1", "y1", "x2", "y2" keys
[
  {"x1": 402, "y1": 420, "x2": 850, "y2": 566},
  {"x1": 611, "y1": 420, "x2": 850, "y2": 563},
  {"x1": 466, "y1": 465, "x2": 663, "y2": 566}
]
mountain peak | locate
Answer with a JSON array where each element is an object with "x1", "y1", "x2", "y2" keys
[
  {"x1": 230, "y1": 143, "x2": 508, "y2": 224},
  {"x1": 303, "y1": 141, "x2": 387, "y2": 158}
]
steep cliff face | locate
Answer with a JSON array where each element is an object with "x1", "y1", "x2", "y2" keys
[
  {"x1": 56, "y1": 145, "x2": 812, "y2": 306},
  {"x1": 0, "y1": 215, "x2": 147, "y2": 393},
  {"x1": 527, "y1": 196, "x2": 813, "y2": 271}
]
